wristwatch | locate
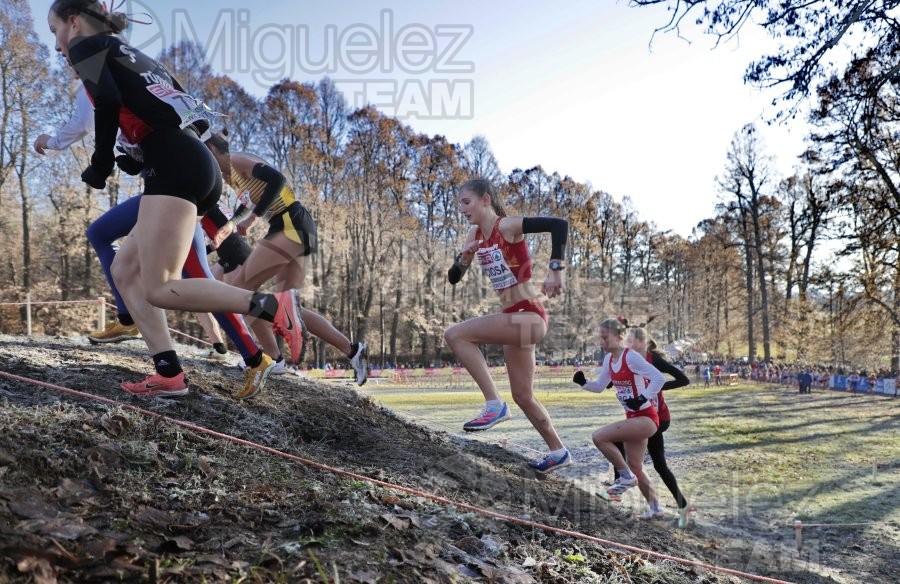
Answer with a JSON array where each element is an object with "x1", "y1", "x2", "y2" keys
[{"x1": 549, "y1": 260, "x2": 565, "y2": 271}]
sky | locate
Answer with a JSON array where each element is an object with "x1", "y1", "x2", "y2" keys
[{"x1": 31, "y1": 0, "x2": 812, "y2": 237}]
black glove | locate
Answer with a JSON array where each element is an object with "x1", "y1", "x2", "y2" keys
[
  {"x1": 81, "y1": 166, "x2": 107, "y2": 189},
  {"x1": 623, "y1": 395, "x2": 648, "y2": 411},
  {"x1": 573, "y1": 371, "x2": 586, "y2": 386},
  {"x1": 115, "y1": 154, "x2": 144, "y2": 176}
]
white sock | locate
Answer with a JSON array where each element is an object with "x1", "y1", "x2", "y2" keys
[
  {"x1": 649, "y1": 500, "x2": 662, "y2": 513},
  {"x1": 485, "y1": 399, "x2": 503, "y2": 411},
  {"x1": 549, "y1": 447, "x2": 568, "y2": 460},
  {"x1": 618, "y1": 467, "x2": 634, "y2": 481}
]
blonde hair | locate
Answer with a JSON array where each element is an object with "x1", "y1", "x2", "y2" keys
[
  {"x1": 460, "y1": 178, "x2": 506, "y2": 217},
  {"x1": 599, "y1": 318, "x2": 627, "y2": 338}
]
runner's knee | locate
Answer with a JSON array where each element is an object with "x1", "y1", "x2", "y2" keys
[
  {"x1": 111, "y1": 252, "x2": 136, "y2": 286},
  {"x1": 444, "y1": 325, "x2": 463, "y2": 346},
  {"x1": 144, "y1": 282, "x2": 181, "y2": 309}
]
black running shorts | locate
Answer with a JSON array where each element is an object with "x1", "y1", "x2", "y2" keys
[
  {"x1": 216, "y1": 232, "x2": 253, "y2": 274},
  {"x1": 140, "y1": 128, "x2": 221, "y2": 216}
]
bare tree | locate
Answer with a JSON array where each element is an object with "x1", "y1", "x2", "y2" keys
[
  {"x1": 462, "y1": 135, "x2": 503, "y2": 183},
  {"x1": 717, "y1": 124, "x2": 780, "y2": 361},
  {"x1": 631, "y1": 0, "x2": 900, "y2": 114}
]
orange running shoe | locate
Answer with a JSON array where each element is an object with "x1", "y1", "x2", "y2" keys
[
  {"x1": 121, "y1": 372, "x2": 188, "y2": 397},
  {"x1": 273, "y1": 290, "x2": 305, "y2": 364}
]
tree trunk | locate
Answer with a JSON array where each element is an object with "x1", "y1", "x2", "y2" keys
[
  {"x1": 743, "y1": 237, "x2": 755, "y2": 363},
  {"x1": 389, "y1": 245, "x2": 403, "y2": 365},
  {"x1": 750, "y1": 190, "x2": 771, "y2": 361}
]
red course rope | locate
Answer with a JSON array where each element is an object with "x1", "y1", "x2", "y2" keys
[{"x1": 0, "y1": 370, "x2": 794, "y2": 584}]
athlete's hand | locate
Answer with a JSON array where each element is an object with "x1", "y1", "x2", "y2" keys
[
  {"x1": 623, "y1": 395, "x2": 648, "y2": 411},
  {"x1": 573, "y1": 371, "x2": 587, "y2": 386},
  {"x1": 213, "y1": 220, "x2": 234, "y2": 248},
  {"x1": 33, "y1": 134, "x2": 51, "y2": 155},
  {"x1": 81, "y1": 166, "x2": 107, "y2": 190},
  {"x1": 541, "y1": 270, "x2": 565, "y2": 298},
  {"x1": 236, "y1": 215, "x2": 256, "y2": 236},
  {"x1": 115, "y1": 154, "x2": 143, "y2": 176},
  {"x1": 458, "y1": 239, "x2": 482, "y2": 265}
]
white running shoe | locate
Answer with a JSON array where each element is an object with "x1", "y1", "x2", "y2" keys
[
  {"x1": 606, "y1": 475, "x2": 638, "y2": 496},
  {"x1": 271, "y1": 358, "x2": 287, "y2": 375},
  {"x1": 637, "y1": 508, "x2": 666, "y2": 521},
  {"x1": 349, "y1": 342, "x2": 368, "y2": 386},
  {"x1": 677, "y1": 504, "x2": 694, "y2": 529}
]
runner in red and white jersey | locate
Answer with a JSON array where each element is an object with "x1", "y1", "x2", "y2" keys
[{"x1": 573, "y1": 318, "x2": 664, "y2": 511}]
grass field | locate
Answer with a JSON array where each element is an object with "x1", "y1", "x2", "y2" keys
[{"x1": 360, "y1": 381, "x2": 900, "y2": 580}]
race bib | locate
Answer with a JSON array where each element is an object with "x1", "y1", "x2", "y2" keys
[
  {"x1": 477, "y1": 244, "x2": 518, "y2": 290},
  {"x1": 146, "y1": 83, "x2": 223, "y2": 129},
  {"x1": 613, "y1": 381, "x2": 636, "y2": 407},
  {"x1": 237, "y1": 189, "x2": 255, "y2": 211}
]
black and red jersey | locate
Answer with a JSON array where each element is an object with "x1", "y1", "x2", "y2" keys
[{"x1": 68, "y1": 34, "x2": 212, "y2": 178}]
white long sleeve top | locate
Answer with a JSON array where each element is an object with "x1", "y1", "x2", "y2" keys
[
  {"x1": 581, "y1": 348, "x2": 665, "y2": 414},
  {"x1": 46, "y1": 85, "x2": 93, "y2": 151}
]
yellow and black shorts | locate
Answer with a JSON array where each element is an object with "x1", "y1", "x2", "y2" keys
[{"x1": 266, "y1": 201, "x2": 317, "y2": 257}]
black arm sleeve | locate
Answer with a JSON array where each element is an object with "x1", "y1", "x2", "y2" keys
[
  {"x1": 651, "y1": 353, "x2": 690, "y2": 391},
  {"x1": 521, "y1": 217, "x2": 568, "y2": 260},
  {"x1": 204, "y1": 206, "x2": 230, "y2": 230},
  {"x1": 232, "y1": 204, "x2": 252, "y2": 223},
  {"x1": 448, "y1": 254, "x2": 470, "y2": 285},
  {"x1": 69, "y1": 37, "x2": 120, "y2": 182},
  {"x1": 250, "y1": 163, "x2": 286, "y2": 217}
]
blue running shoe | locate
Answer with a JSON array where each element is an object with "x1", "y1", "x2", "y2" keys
[
  {"x1": 528, "y1": 450, "x2": 572, "y2": 475},
  {"x1": 463, "y1": 403, "x2": 510, "y2": 432}
]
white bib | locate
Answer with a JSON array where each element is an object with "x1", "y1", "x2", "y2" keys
[
  {"x1": 477, "y1": 244, "x2": 518, "y2": 290},
  {"x1": 145, "y1": 83, "x2": 223, "y2": 129}
]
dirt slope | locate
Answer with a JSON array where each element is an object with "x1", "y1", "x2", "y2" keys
[{"x1": 0, "y1": 335, "x2": 836, "y2": 583}]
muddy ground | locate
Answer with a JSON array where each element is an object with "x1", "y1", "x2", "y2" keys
[{"x1": 0, "y1": 334, "x2": 879, "y2": 583}]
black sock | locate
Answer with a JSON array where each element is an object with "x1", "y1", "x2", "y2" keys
[
  {"x1": 213, "y1": 342, "x2": 227, "y2": 355},
  {"x1": 153, "y1": 351, "x2": 182, "y2": 377},
  {"x1": 248, "y1": 292, "x2": 278, "y2": 323},
  {"x1": 275, "y1": 354, "x2": 283, "y2": 363},
  {"x1": 348, "y1": 342, "x2": 359, "y2": 359},
  {"x1": 118, "y1": 314, "x2": 135, "y2": 326},
  {"x1": 244, "y1": 350, "x2": 263, "y2": 369}
]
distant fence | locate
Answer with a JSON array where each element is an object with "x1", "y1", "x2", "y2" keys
[{"x1": 0, "y1": 295, "x2": 107, "y2": 336}]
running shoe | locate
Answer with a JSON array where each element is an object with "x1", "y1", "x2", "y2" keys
[
  {"x1": 637, "y1": 508, "x2": 666, "y2": 521},
  {"x1": 88, "y1": 321, "x2": 141, "y2": 344},
  {"x1": 273, "y1": 290, "x2": 305, "y2": 365},
  {"x1": 677, "y1": 504, "x2": 694, "y2": 529},
  {"x1": 606, "y1": 475, "x2": 638, "y2": 496},
  {"x1": 121, "y1": 372, "x2": 188, "y2": 397},
  {"x1": 527, "y1": 450, "x2": 572, "y2": 475},
  {"x1": 270, "y1": 358, "x2": 287, "y2": 375},
  {"x1": 237, "y1": 353, "x2": 276, "y2": 400},
  {"x1": 463, "y1": 402, "x2": 511, "y2": 432},
  {"x1": 349, "y1": 342, "x2": 368, "y2": 386},
  {"x1": 205, "y1": 349, "x2": 228, "y2": 361}
]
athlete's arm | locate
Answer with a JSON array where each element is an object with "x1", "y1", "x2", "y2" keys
[
  {"x1": 503, "y1": 216, "x2": 568, "y2": 298},
  {"x1": 448, "y1": 227, "x2": 479, "y2": 285},
  {"x1": 651, "y1": 353, "x2": 690, "y2": 391},
  {"x1": 69, "y1": 37, "x2": 120, "y2": 188},
  {"x1": 521, "y1": 217, "x2": 568, "y2": 261},
  {"x1": 579, "y1": 357, "x2": 611, "y2": 393},
  {"x1": 37, "y1": 86, "x2": 94, "y2": 154},
  {"x1": 249, "y1": 163, "x2": 286, "y2": 217},
  {"x1": 626, "y1": 351, "x2": 665, "y2": 399}
]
